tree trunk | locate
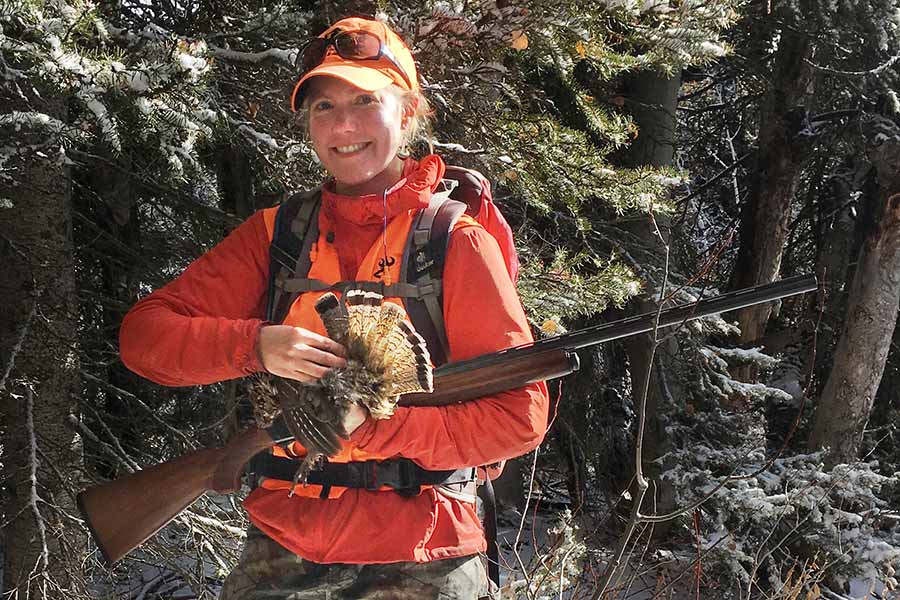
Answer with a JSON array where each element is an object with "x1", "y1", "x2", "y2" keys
[
  {"x1": 217, "y1": 144, "x2": 257, "y2": 219},
  {"x1": 809, "y1": 122, "x2": 900, "y2": 466},
  {"x1": 83, "y1": 152, "x2": 145, "y2": 476},
  {"x1": 0, "y1": 96, "x2": 84, "y2": 596},
  {"x1": 216, "y1": 145, "x2": 260, "y2": 444},
  {"x1": 812, "y1": 162, "x2": 860, "y2": 382},
  {"x1": 731, "y1": 29, "x2": 816, "y2": 344}
]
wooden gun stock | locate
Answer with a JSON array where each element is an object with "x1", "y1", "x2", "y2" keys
[
  {"x1": 77, "y1": 274, "x2": 817, "y2": 564},
  {"x1": 77, "y1": 426, "x2": 273, "y2": 564}
]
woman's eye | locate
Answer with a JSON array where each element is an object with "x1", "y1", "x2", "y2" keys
[
  {"x1": 313, "y1": 100, "x2": 332, "y2": 111},
  {"x1": 357, "y1": 94, "x2": 377, "y2": 105}
]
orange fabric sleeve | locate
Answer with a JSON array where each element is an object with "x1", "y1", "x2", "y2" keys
[
  {"x1": 349, "y1": 224, "x2": 550, "y2": 469},
  {"x1": 119, "y1": 210, "x2": 273, "y2": 386}
]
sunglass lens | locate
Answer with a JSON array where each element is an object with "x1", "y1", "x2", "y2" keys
[
  {"x1": 334, "y1": 32, "x2": 382, "y2": 59},
  {"x1": 300, "y1": 38, "x2": 328, "y2": 73}
]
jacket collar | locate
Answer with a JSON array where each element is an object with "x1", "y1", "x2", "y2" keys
[{"x1": 321, "y1": 154, "x2": 447, "y2": 226}]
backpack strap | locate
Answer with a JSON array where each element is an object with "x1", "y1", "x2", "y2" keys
[
  {"x1": 400, "y1": 192, "x2": 467, "y2": 366},
  {"x1": 269, "y1": 181, "x2": 469, "y2": 366},
  {"x1": 479, "y1": 476, "x2": 501, "y2": 589},
  {"x1": 400, "y1": 167, "x2": 503, "y2": 364},
  {"x1": 267, "y1": 189, "x2": 321, "y2": 324},
  {"x1": 442, "y1": 166, "x2": 483, "y2": 217},
  {"x1": 268, "y1": 168, "x2": 499, "y2": 340}
]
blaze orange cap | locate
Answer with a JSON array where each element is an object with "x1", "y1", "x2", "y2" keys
[{"x1": 290, "y1": 17, "x2": 418, "y2": 112}]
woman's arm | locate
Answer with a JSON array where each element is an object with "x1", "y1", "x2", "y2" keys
[
  {"x1": 119, "y1": 211, "x2": 273, "y2": 386},
  {"x1": 350, "y1": 223, "x2": 550, "y2": 469}
]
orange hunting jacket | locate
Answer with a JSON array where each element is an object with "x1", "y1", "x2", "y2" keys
[{"x1": 119, "y1": 154, "x2": 549, "y2": 564}]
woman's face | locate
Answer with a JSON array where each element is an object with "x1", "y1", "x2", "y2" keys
[{"x1": 305, "y1": 77, "x2": 410, "y2": 196}]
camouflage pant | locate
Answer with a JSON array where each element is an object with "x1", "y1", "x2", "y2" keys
[{"x1": 220, "y1": 526, "x2": 493, "y2": 599}]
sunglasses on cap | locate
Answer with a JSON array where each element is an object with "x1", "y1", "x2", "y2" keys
[{"x1": 296, "y1": 29, "x2": 414, "y2": 90}]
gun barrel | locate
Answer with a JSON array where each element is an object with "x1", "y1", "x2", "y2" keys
[
  {"x1": 567, "y1": 272, "x2": 818, "y2": 350},
  {"x1": 431, "y1": 274, "x2": 818, "y2": 379}
]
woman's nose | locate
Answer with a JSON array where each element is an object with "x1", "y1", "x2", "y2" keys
[{"x1": 331, "y1": 107, "x2": 357, "y2": 132}]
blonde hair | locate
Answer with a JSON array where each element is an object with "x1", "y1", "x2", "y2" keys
[
  {"x1": 397, "y1": 88, "x2": 434, "y2": 155},
  {"x1": 294, "y1": 83, "x2": 434, "y2": 156}
]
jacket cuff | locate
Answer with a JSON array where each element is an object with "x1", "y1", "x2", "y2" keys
[{"x1": 239, "y1": 320, "x2": 268, "y2": 375}]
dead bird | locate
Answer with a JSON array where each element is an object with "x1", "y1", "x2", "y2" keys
[{"x1": 250, "y1": 290, "x2": 433, "y2": 494}]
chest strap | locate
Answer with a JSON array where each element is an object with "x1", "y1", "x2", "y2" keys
[
  {"x1": 250, "y1": 453, "x2": 476, "y2": 499},
  {"x1": 275, "y1": 278, "x2": 441, "y2": 298}
]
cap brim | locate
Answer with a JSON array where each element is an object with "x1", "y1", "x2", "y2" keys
[{"x1": 290, "y1": 63, "x2": 395, "y2": 112}]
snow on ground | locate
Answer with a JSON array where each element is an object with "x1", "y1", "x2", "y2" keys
[{"x1": 73, "y1": 485, "x2": 896, "y2": 599}]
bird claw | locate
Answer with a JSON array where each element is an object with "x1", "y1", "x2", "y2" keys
[{"x1": 288, "y1": 453, "x2": 325, "y2": 498}]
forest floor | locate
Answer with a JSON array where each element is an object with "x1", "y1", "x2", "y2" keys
[{"x1": 70, "y1": 486, "x2": 895, "y2": 599}]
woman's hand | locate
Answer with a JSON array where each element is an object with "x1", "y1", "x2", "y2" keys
[{"x1": 257, "y1": 325, "x2": 347, "y2": 383}]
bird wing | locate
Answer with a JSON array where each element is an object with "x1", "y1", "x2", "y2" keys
[{"x1": 275, "y1": 378, "x2": 345, "y2": 457}]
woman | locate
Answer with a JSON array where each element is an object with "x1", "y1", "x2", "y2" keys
[{"x1": 120, "y1": 16, "x2": 548, "y2": 599}]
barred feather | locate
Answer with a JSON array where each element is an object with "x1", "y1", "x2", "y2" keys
[
  {"x1": 394, "y1": 320, "x2": 433, "y2": 393},
  {"x1": 315, "y1": 292, "x2": 349, "y2": 346},
  {"x1": 340, "y1": 291, "x2": 433, "y2": 414},
  {"x1": 276, "y1": 380, "x2": 344, "y2": 456},
  {"x1": 365, "y1": 300, "x2": 406, "y2": 355},
  {"x1": 345, "y1": 290, "x2": 383, "y2": 343}
]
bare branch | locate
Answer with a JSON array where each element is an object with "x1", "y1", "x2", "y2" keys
[
  {"x1": 0, "y1": 279, "x2": 39, "y2": 391},
  {"x1": 594, "y1": 210, "x2": 670, "y2": 599},
  {"x1": 25, "y1": 387, "x2": 51, "y2": 581},
  {"x1": 804, "y1": 51, "x2": 900, "y2": 77}
]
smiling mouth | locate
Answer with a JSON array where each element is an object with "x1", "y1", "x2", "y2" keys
[{"x1": 333, "y1": 142, "x2": 370, "y2": 155}]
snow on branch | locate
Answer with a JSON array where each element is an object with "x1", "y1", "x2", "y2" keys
[
  {"x1": 686, "y1": 453, "x2": 900, "y2": 591},
  {"x1": 1, "y1": 2, "x2": 224, "y2": 179},
  {"x1": 209, "y1": 45, "x2": 296, "y2": 65},
  {"x1": 699, "y1": 346, "x2": 793, "y2": 404},
  {"x1": 79, "y1": 92, "x2": 121, "y2": 152},
  {"x1": 0, "y1": 111, "x2": 67, "y2": 134},
  {"x1": 705, "y1": 345, "x2": 780, "y2": 370},
  {"x1": 179, "y1": 510, "x2": 247, "y2": 538},
  {"x1": 428, "y1": 139, "x2": 487, "y2": 154},
  {"x1": 228, "y1": 116, "x2": 280, "y2": 150},
  {"x1": 238, "y1": 125, "x2": 280, "y2": 149}
]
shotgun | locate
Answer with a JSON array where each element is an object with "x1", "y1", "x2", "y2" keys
[{"x1": 77, "y1": 273, "x2": 817, "y2": 565}]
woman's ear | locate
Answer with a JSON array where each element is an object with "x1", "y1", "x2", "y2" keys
[{"x1": 400, "y1": 96, "x2": 419, "y2": 130}]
